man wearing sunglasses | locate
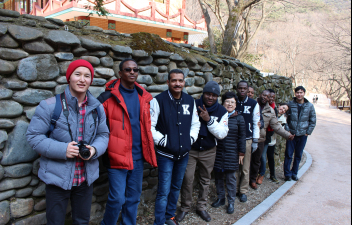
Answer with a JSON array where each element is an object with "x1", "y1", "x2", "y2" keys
[{"x1": 98, "y1": 59, "x2": 157, "y2": 225}]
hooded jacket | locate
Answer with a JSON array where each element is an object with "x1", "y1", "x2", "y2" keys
[
  {"x1": 98, "y1": 79, "x2": 157, "y2": 170},
  {"x1": 285, "y1": 98, "x2": 316, "y2": 136}
]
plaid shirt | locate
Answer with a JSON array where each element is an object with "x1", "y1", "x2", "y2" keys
[{"x1": 72, "y1": 96, "x2": 88, "y2": 186}]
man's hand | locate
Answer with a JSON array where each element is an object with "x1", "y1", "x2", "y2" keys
[
  {"x1": 80, "y1": 145, "x2": 96, "y2": 161},
  {"x1": 239, "y1": 156, "x2": 245, "y2": 165},
  {"x1": 258, "y1": 121, "x2": 261, "y2": 128},
  {"x1": 288, "y1": 134, "x2": 295, "y2": 141},
  {"x1": 66, "y1": 141, "x2": 79, "y2": 159},
  {"x1": 198, "y1": 105, "x2": 211, "y2": 122},
  {"x1": 305, "y1": 134, "x2": 309, "y2": 136}
]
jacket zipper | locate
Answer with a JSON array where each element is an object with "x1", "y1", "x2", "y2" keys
[{"x1": 122, "y1": 110, "x2": 125, "y2": 130}]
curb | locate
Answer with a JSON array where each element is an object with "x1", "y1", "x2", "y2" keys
[{"x1": 233, "y1": 150, "x2": 313, "y2": 225}]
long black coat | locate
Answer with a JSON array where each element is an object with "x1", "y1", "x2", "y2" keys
[{"x1": 214, "y1": 114, "x2": 246, "y2": 171}]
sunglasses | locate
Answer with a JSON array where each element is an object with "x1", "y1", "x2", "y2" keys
[{"x1": 123, "y1": 68, "x2": 139, "y2": 73}]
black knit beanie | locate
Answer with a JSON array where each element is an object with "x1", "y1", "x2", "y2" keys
[{"x1": 203, "y1": 81, "x2": 220, "y2": 96}]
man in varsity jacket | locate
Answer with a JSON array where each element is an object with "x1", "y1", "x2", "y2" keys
[
  {"x1": 176, "y1": 81, "x2": 229, "y2": 223},
  {"x1": 235, "y1": 80, "x2": 261, "y2": 203},
  {"x1": 151, "y1": 69, "x2": 201, "y2": 225}
]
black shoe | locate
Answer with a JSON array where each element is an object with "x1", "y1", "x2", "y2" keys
[
  {"x1": 211, "y1": 198, "x2": 226, "y2": 208},
  {"x1": 285, "y1": 176, "x2": 292, "y2": 181},
  {"x1": 292, "y1": 175, "x2": 299, "y2": 181},
  {"x1": 227, "y1": 203, "x2": 235, "y2": 214},
  {"x1": 239, "y1": 194, "x2": 247, "y2": 203},
  {"x1": 165, "y1": 217, "x2": 179, "y2": 225},
  {"x1": 175, "y1": 211, "x2": 188, "y2": 222},
  {"x1": 196, "y1": 210, "x2": 211, "y2": 222}
]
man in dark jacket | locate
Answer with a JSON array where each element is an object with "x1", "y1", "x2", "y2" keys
[
  {"x1": 151, "y1": 69, "x2": 200, "y2": 225},
  {"x1": 284, "y1": 86, "x2": 316, "y2": 181},
  {"x1": 177, "y1": 81, "x2": 229, "y2": 222},
  {"x1": 26, "y1": 60, "x2": 109, "y2": 225},
  {"x1": 98, "y1": 59, "x2": 157, "y2": 225}
]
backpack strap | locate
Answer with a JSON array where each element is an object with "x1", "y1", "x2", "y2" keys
[{"x1": 46, "y1": 94, "x2": 62, "y2": 137}]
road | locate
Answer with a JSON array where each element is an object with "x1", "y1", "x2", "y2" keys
[{"x1": 255, "y1": 104, "x2": 351, "y2": 225}]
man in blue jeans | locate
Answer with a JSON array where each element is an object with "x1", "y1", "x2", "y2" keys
[
  {"x1": 284, "y1": 86, "x2": 316, "y2": 181},
  {"x1": 151, "y1": 69, "x2": 200, "y2": 225}
]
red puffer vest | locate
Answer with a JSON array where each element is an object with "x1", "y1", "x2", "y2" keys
[{"x1": 98, "y1": 79, "x2": 157, "y2": 170}]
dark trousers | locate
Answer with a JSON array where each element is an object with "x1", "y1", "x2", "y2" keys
[
  {"x1": 214, "y1": 170, "x2": 237, "y2": 204},
  {"x1": 154, "y1": 154, "x2": 189, "y2": 225},
  {"x1": 259, "y1": 145, "x2": 276, "y2": 177},
  {"x1": 284, "y1": 135, "x2": 308, "y2": 177},
  {"x1": 250, "y1": 142, "x2": 265, "y2": 183},
  {"x1": 46, "y1": 181, "x2": 93, "y2": 225},
  {"x1": 101, "y1": 159, "x2": 144, "y2": 225}
]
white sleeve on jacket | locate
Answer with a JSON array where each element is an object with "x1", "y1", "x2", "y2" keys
[
  {"x1": 252, "y1": 103, "x2": 261, "y2": 139},
  {"x1": 207, "y1": 112, "x2": 229, "y2": 140},
  {"x1": 190, "y1": 101, "x2": 201, "y2": 144},
  {"x1": 150, "y1": 98, "x2": 164, "y2": 145}
]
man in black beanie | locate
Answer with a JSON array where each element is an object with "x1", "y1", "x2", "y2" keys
[{"x1": 176, "y1": 81, "x2": 229, "y2": 222}]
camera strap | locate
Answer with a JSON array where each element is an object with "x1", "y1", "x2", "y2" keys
[{"x1": 60, "y1": 93, "x2": 74, "y2": 142}]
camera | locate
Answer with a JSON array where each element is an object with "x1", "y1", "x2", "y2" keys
[{"x1": 76, "y1": 141, "x2": 91, "y2": 159}]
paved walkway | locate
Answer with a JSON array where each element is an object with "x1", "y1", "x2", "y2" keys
[{"x1": 255, "y1": 104, "x2": 351, "y2": 225}]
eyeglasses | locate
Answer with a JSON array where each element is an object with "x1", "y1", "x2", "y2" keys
[
  {"x1": 123, "y1": 68, "x2": 139, "y2": 73},
  {"x1": 224, "y1": 100, "x2": 236, "y2": 105}
]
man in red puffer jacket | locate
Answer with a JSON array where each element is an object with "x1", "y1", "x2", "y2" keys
[{"x1": 98, "y1": 59, "x2": 157, "y2": 225}]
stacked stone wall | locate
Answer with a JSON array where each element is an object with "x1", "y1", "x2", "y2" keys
[{"x1": 0, "y1": 9, "x2": 293, "y2": 225}]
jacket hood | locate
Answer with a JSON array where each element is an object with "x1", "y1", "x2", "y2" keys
[{"x1": 105, "y1": 79, "x2": 153, "y2": 102}]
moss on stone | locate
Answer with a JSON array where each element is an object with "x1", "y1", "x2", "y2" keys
[{"x1": 130, "y1": 32, "x2": 174, "y2": 53}]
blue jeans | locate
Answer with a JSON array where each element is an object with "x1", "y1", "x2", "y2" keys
[
  {"x1": 259, "y1": 144, "x2": 269, "y2": 176},
  {"x1": 154, "y1": 154, "x2": 189, "y2": 225},
  {"x1": 284, "y1": 135, "x2": 308, "y2": 177},
  {"x1": 101, "y1": 159, "x2": 144, "y2": 225}
]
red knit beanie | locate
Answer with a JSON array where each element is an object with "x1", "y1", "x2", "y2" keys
[{"x1": 66, "y1": 59, "x2": 94, "y2": 84}]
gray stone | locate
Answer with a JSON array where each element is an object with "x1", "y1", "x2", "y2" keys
[
  {"x1": 93, "y1": 182, "x2": 109, "y2": 196},
  {"x1": 108, "y1": 51, "x2": 132, "y2": 61},
  {"x1": 0, "y1": 9, "x2": 20, "y2": 18},
  {"x1": 243, "y1": 63, "x2": 257, "y2": 72},
  {"x1": 10, "y1": 198, "x2": 34, "y2": 218},
  {"x1": 0, "y1": 200, "x2": 10, "y2": 225},
  {"x1": 58, "y1": 61, "x2": 71, "y2": 74},
  {"x1": 146, "y1": 177, "x2": 158, "y2": 189},
  {"x1": 0, "y1": 190, "x2": 15, "y2": 201},
  {"x1": 89, "y1": 87, "x2": 105, "y2": 98},
  {"x1": 0, "y1": 130, "x2": 8, "y2": 149},
  {"x1": 34, "y1": 199, "x2": 46, "y2": 211},
  {"x1": 132, "y1": 50, "x2": 149, "y2": 58},
  {"x1": 0, "y1": 120, "x2": 14, "y2": 129},
  {"x1": 152, "y1": 50, "x2": 171, "y2": 58},
  {"x1": 13, "y1": 212, "x2": 47, "y2": 225},
  {"x1": 154, "y1": 58, "x2": 170, "y2": 65},
  {"x1": 201, "y1": 63, "x2": 214, "y2": 72},
  {"x1": 73, "y1": 47, "x2": 88, "y2": 56},
  {"x1": 0, "y1": 16, "x2": 15, "y2": 22},
  {"x1": 0, "y1": 101, "x2": 23, "y2": 118},
  {"x1": 80, "y1": 38, "x2": 111, "y2": 51},
  {"x1": 4, "y1": 163, "x2": 32, "y2": 178},
  {"x1": 170, "y1": 54, "x2": 184, "y2": 62},
  {"x1": 195, "y1": 72, "x2": 204, "y2": 76},
  {"x1": 194, "y1": 55, "x2": 207, "y2": 65},
  {"x1": 210, "y1": 56, "x2": 223, "y2": 64},
  {"x1": 103, "y1": 30, "x2": 120, "y2": 36},
  {"x1": 90, "y1": 203, "x2": 102, "y2": 215},
  {"x1": 189, "y1": 64, "x2": 201, "y2": 71},
  {"x1": 95, "y1": 68, "x2": 114, "y2": 78},
  {"x1": 81, "y1": 56, "x2": 100, "y2": 67},
  {"x1": 0, "y1": 24, "x2": 7, "y2": 35},
  {"x1": 180, "y1": 43, "x2": 192, "y2": 48},
  {"x1": 0, "y1": 176, "x2": 32, "y2": 191},
  {"x1": 47, "y1": 18, "x2": 65, "y2": 26},
  {"x1": 8, "y1": 25, "x2": 43, "y2": 41},
  {"x1": 21, "y1": 14, "x2": 46, "y2": 22},
  {"x1": 229, "y1": 61, "x2": 238, "y2": 68},
  {"x1": 0, "y1": 88, "x2": 13, "y2": 100},
  {"x1": 45, "y1": 30, "x2": 80, "y2": 46},
  {"x1": 29, "y1": 81, "x2": 57, "y2": 89},
  {"x1": 143, "y1": 169, "x2": 150, "y2": 178},
  {"x1": 41, "y1": 23, "x2": 60, "y2": 29},
  {"x1": 55, "y1": 76, "x2": 66, "y2": 85},
  {"x1": 54, "y1": 52, "x2": 74, "y2": 61},
  {"x1": 155, "y1": 73, "x2": 168, "y2": 84},
  {"x1": 30, "y1": 177, "x2": 39, "y2": 186},
  {"x1": 17, "y1": 54, "x2": 60, "y2": 81},
  {"x1": 57, "y1": 45, "x2": 72, "y2": 52},
  {"x1": 32, "y1": 182, "x2": 46, "y2": 197},
  {"x1": 204, "y1": 72, "x2": 214, "y2": 83},
  {"x1": 25, "y1": 107, "x2": 37, "y2": 120},
  {"x1": 137, "y1": 56, "x2": 153, "y2": 65},
  {"x1": 188, "y1": 71, "x2": 195, "y2": 77},
  {"x1": 3, "y1": 79, "x2": 28, "y2": 90},
  {"x1": 181, "y1": 68, "x2": 190, "y2": 78},
  {"x1": 1, "y1": 121, "x2": 38, "y2": 165},
  {"x1": 147, "y1": 85, "x2": 168, "y2": 92},
  {"x1": 186, "y1": 86, "x2": 203, "y2": 95},
  {"x1": 13, "y1": 89, "x2": 53, "y2": 105},
  {"x1": 195, "y1": 77, "x2": 205, "y2": 86},
  {"x1": 111, "y1": 45, "x2": 132, "y2": 54},
  {"x1": 0, "y1": 152, "x2": 2, "y2": 160},
  {"x1": 136, "y1": 75, "x2": 153, "y2": 85},
  {"x1": 32, "y1": 158, "x2": 40, "y2": 176},
  {"x1": 112, "y1": 61, "x2": 121, "y2": 75},
  {"x1": 16, "y1": 187, "x2": 33, "y2": 198},
  {"x1": 100, "y1": 56, "x2": 114, "y2": 67},
  {"x1": 55, "y1": 84, "x2": 68, "y2": 95},
  {"x1": 168, "y1": 62, "x2": 177, "y2": 71},
  {"x1": 139, "y1": 66, "x2": 158, "y2": 75},
  {"x1": 178, "y1": 61, "x2": 188, "y2": 68},
  {"x1": 207, "y1": 61, "x2": 218, "y2": 67},
  {"x1": 85, "y1": 51, "x2": 107, "y2": 57},
  {"x1": 191, "y1": 46, "x2": 208, "y2": 52},
  {"x1": 143, "y1": 186, "x2": 158, "y2": 202},
  {"x1": 0, "y1": 165, "x2": 3, "y2": 179},
  {"x1": 96, "y1": 192, "x2": 108, "y2": 202},
  {"x1": 0, "y1": 34, "x2": 19, "y2": 48},
  {"x1": 23, "y1": 19, "x2": 37, "y2": 27},
  {"x1": 158, "y1": 65, "x2": 168, "y2": 72},
  {"x1": 91, "y1": 78, "x2": 107, "y2": 86},
  {"x1": 150, "y1": 168, "x2": 158, "y2": 177},
  {"x1": 83, "y1": 26, "x2": 103, "y2": 32},
  {"x1": 0, "y1": 48, "x2": 29, "y2": 60},
  {"x1": 185, "y1": 78, "x2": 195, "y2": 87}
]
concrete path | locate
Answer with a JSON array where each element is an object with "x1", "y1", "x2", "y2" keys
[{"x1": 255, "y1": 104, "x2": 351, "y2": 225}]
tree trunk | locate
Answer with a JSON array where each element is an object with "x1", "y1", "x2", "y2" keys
[
  {"x1": 198, "y1": 0, "x2": 217, "y2": 54},
  {"x1": 221, "y1": 13, "x2": 239, "y2": 56}
]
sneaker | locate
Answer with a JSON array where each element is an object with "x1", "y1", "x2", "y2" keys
[
  {"x1": 292, "y1": 175, "x2": 299, "y2": 181},
  {"x1": 285, "y1": 176, "x2": 292, "y2": 182},
  {"x1": 239, "y1": 194, "x2": 247, "y2": 202},
  {"x1": 270, "y1": 176, "x2": 280, "y2": 184},
  {"x1": 165, "y1": 217, "x2": 179, "y2": 225}
]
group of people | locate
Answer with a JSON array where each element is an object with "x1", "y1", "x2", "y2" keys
[
  {"x1": 313, "y1": 95, "x2": 319, "y2": 104},
  {"x1": 26, "y1": 59, "x2": 317, "y2": 225}
]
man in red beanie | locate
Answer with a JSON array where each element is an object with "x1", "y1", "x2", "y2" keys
[{"x1": 27, "y1": 59, "x2": 109, "y2": 225}]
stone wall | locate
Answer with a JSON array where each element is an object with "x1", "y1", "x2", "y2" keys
[{"x1": 0, "y1": 9, "x2": 293, "y2": 225}]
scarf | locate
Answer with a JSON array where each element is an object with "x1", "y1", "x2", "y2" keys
[
  {"x1": 228, "y1": 110, "x2": 236, "y2": 118},
  {"x1": 197, "y1": 95, "x2": 220, "y2": 137}
]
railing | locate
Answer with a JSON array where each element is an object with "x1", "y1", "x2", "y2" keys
[{"x1": 331, "y1": 100, "x2": 351, "y2": 110}]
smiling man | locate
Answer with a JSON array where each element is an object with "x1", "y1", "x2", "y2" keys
[
  {"x1": 176, "y1": 81, "x2": 229, "y2": 223},
  {"x1": 98, "y1": 59, "x2": 157, "y2": 225}
]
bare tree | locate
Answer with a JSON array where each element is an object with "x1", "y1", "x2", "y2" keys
[{"x1": 199, "y1": 0, "x2": 218, "y2": 54}]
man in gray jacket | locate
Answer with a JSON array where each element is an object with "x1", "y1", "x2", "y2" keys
[
  {"x1": 284, "y1": 86, "x2": 316, "y2": 181},
  {"x1": 27, "y1": 60, "x2": 109, "y2": 225}
]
